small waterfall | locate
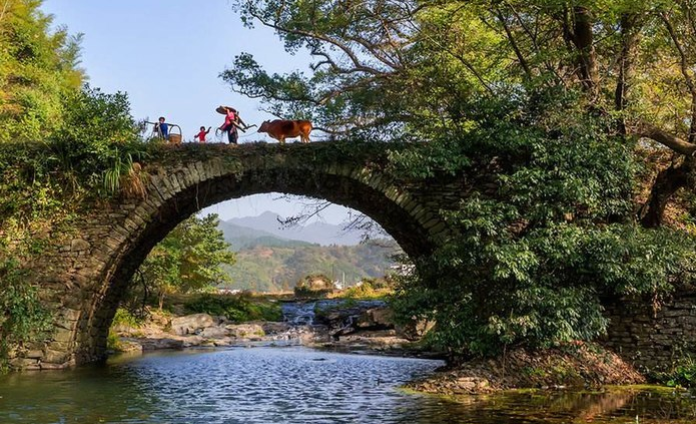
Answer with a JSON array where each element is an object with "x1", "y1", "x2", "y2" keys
[
  {"x1": 281, "y1": 299, "x2": 387, "y2": 327},
  {"x1": 281, "y1": 301, "x2": 317, "y2": 326}
]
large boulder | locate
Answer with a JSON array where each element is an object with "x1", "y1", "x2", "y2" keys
[
  {"x1": 314, "y1": 300, "x2": 390, "y2": 337},
  {"x1": 225, "y1": 323, "x2": 265, "y2": 338},
  {"x1": 199, "y1": 326, "x2": 229, "y2": 339},
  {"x1": 138, "y1": 338, "x2": 185, "y2": 351},
  {"x1": 262, "y1": 322, "x2": 292, "y2": 335},
  {"x1": 170, "y1": 313, "x2": 217, "y2": 336},
  {"x1": 396, "y1": 319, "x2": 435, "y2": 341},
  {"x1": 357, "y1": 307, "x2": 394, "y2": 329}
]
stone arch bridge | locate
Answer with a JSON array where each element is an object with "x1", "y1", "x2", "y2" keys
[{"x1": 26, "y1": 141, "x2": 468, "y2": 370}]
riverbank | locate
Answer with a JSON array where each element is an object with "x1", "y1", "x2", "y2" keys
[
  {"x1": 109, "y1": 298, "x2": 423, "y2": 358},
  {"x1": 111, "y1": 302, "x2": 649, "y2": 395},
  {"x1": 406, "y1": 342, "x2": 646, "y2": 394}
]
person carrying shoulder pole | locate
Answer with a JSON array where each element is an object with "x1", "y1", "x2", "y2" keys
[
  {"x1": 217, "y1": 105, "x2": 257, "y2": 145},
  {"x1": 155, "y1": 116, "x2": 169, "y2": 140}
]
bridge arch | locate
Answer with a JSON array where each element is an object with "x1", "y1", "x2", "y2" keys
[{"x1": 41, "y1": 143, "x2": 453, "y2": 368}]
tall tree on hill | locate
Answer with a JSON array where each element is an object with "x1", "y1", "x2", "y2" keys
[{"x1": 0, "y1": 0, "x2": 84, "y2": 142}]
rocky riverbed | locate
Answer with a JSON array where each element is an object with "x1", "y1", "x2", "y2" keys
[
  {"x1": 111, "y1": 300, "x2": 428, "y2": 357},
  {"x1": 111, "y1": 300, "x2": 646, "y2": 395}
]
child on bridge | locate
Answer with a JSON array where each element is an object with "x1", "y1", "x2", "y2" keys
[
  {"x1": 194, "y1": 126, "x2": 211, "y2": 143},
  {"x1": 154, "y1": 116, "x2": 169, "y2": 140}
]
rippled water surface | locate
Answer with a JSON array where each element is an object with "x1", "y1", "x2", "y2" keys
[{"x1": 1, "y1": 347, "x2": 695, "y2": 423}]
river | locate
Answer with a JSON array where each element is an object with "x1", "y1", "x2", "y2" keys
[{"x1": 1, "y1": 347, "x2": 695, "y2": 423}]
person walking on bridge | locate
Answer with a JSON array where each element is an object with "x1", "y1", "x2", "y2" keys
[
  {"x1": 155, "y1": 116, "x2": 169, "y2": 140},
  {"x1": 217, "y1": 106, "x2": 251, "y2": 145}
]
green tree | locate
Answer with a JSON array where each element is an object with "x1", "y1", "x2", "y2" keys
[
  {"x1": 134, "y1": 214, "x2": 237, "y2": 310},
  {"x1": 0, "y1": 0, "x2": 84, "y2": 142},
  {"x1": 227, "y1": 0, "x2": 696, "y2": 223},
  {"x1": 390, "y1": 96, "x2": 696, "y2": 356}
]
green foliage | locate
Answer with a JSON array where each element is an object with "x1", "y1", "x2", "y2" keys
[
  {"x1": 392, "y1": 94, "x2": 696, "y2": 357},
  {"x1": 0, "y1": 85, "x2": 146, "y2": 222},
  {"x1": 49, "y1": 85, "x2": 146, "y2": 197},
  {"x1": 294, "y1": 273, "x2": 335, "y2": 298},
  {"x1": 0, "y1": 0, "x2": 85, "y2": 142},
  {"x1": 106, "y1": 330, "x2": 122, "y2": 352},
  {"x1": 185, "y1": 293, "x2": 282, "y2": 322},
  {"x1": 650, "y1": 353, "x2": 696, "y2": 389},
  {"x1": 111, "y1": 308, "x2": 144, "y2": 329},
  {"x1": 0, "y1": 257, "x2": 51, "y2": 372},
  {"x1": 338, "y1": 279, "x2": 392, "y2": 300},
  {"x1": 132, "y1": 214, "x2": 237, "y2": 308}
]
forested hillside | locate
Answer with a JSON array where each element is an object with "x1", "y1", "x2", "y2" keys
[{"x1": 217, "y1": 219, "x2": 398, "y2": 292}]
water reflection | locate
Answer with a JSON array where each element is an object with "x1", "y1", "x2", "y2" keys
[
  {"x1": 420, "y1": 389, "x2": 696, "y2": 423},
  {"x1": 0, "y1": 347, "x2": 694, "y2": 423}
]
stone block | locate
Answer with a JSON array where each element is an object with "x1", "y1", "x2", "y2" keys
[
  {"x1": 10, "y1": 358, "x2": 39, "y2": 369},
  {"x1": 40, "y1": 362, "x2": 72, "y2": 370},
  {"x1": 26, "y1": 350, "x2": 43, "y2": 359},
  {"x1": 70, "y1": 239, "x2": 91, "y2": 252},
  {"x1": 44, "y1": 349, "x2": 70, "y2": 364},
  {"x1": 53, "y1": 329, "x2": 74, "y2": 344}
]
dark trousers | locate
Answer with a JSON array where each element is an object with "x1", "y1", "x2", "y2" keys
[{"x1": 223, "y1": 124, "x2": 238, "y2": 144}]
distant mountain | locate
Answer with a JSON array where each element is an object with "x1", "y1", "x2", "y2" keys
[
  {"x1": 220, "y1": 240, "x2": 400, "y2": 293},
  {"x1": 226, "y1": 211, "x2": 364, "y2": 246},
  {"x1": 217, "y1": 220, "x2": 313, "y2": 251}
]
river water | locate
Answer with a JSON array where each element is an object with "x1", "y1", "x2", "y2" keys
[{"x1": 1, "y1": 347, "x2": 695, "y2": 423}]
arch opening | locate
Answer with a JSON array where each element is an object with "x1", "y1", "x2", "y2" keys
[{"x1": 75, "y1": 165, "x2": 439, "y2": 364}]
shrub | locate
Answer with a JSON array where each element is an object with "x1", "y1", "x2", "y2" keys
[
  {"x1": 294, "y1": 274, "x2": 335, "y2": 298},
  {"x1": 390, "y1": 94, "x2": 696, "y2": 358},
  {"x1": 185, "y1": 294, "x2": 281, "y2": 322},
  {"x1": 339, "y1": 279, "x2": 392, "y2": 300}
]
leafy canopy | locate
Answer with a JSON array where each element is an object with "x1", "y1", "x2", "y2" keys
[
  {"x1": 0, "y1": 0, "x2": 84, "y2": 142},
  {"x1": 131, "y1": 214, "x2": 237, "y2": 310}
]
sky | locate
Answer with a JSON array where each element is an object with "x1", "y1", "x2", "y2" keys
[{"x1": 41, "y1": 0, "x2": 353, "y2": 224}]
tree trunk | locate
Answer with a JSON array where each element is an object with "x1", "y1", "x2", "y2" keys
[
  {"x1": 572, "y1": 6, "x2": 599, "y2": 96},
  {"x1": 615, "y1": 14, "x2": 640, "y2": 134},
  {"x1": 639, "y1": 160, "x2": 693, "y2": 227}
]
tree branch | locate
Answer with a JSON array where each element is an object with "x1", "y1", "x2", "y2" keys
[
  {"x1": 660, "y1": 11, "x2": 696, "y2": 143},
  {"x1": 639, "y1": 159, "x2": 694, "y2": 227},
  {"x1": 345, "y1": 34, "x2": 401, "y2": 70},
  {"x1": 248, "y1": 9, "x2": 386, "y2": 76},
  {"x1": 505, "y1": 2, "x2": 566, "y2": 86},
  {"x1": 636, "y1": 122, "x2": 696, "y2": 156},
  {"x1": 495, "y1": 8, "x2": 532, "y2": 80},
  {"x1": 615, "y1": 14, "x2": 641, "y2": 134},
  {"x1": 0, "y1": 0, "x2": 9, "y2": 24}
]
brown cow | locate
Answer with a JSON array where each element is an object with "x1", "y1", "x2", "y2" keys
[{"x1": 258, "y1": 120, "x2": 312, "y2": 144}]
